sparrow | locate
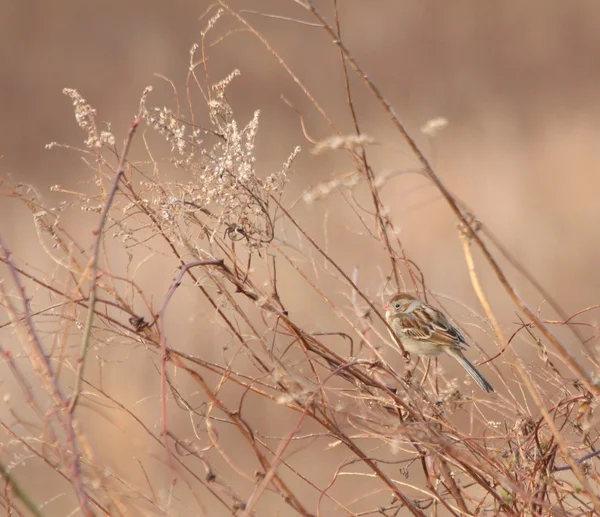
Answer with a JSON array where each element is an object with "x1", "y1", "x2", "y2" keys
[{"x1": 383, "y1": 293, "x2": 494, "y2": 393}]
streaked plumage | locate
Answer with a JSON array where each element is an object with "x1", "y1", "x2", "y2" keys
[{"x1": 383, "y1": 293, "x2": 494, "y2": 393}]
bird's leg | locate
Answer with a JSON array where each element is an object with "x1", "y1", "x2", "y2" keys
[
  {"x1": 404, "y1": 356, "x2": 422, "y2": 386},
  {"x1": 418, "y1": 357, "x2": 431, "y2": 389}
]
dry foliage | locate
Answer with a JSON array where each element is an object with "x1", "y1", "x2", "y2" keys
[{"x1": 0, "y1": 2, "x2": 599, "y2": 517}]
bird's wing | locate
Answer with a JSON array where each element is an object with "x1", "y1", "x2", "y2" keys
[{"x1": 400, "y1": 306, "x2": 467, "y2": 348}]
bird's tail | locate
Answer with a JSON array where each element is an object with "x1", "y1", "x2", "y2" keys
[{"x1": 447, "y1": 348, "x2": 494, "y2": 393}]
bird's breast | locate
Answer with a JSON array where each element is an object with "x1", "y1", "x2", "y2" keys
[{"x1": 400, "y1": 337, "x2": 444, "y2": 357}]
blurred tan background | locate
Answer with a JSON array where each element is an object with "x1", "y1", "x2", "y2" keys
[
  {"x1": 2, "y1": 0, "x2": 600, "y2": 305},
  {"x1": 2, "y1": 1, "x2": 600, "y2": 515}
]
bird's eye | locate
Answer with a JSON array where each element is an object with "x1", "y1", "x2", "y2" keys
[{"x1": 394, "y1": 303, "x2": 401, "y2": 310}]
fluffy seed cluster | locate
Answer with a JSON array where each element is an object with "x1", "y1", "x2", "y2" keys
[
  {"x1": 62, "y1": 88, "x2": 115, "y2": 149},
  {"x1": 142, "y1": 70, "x2": 300, "y2": 249}
]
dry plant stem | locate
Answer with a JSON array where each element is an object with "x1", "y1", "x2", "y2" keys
[
  {"x1": 436, "y1": 456, "x2": 469, "y2": 515},
  {"x1": 170, "y1": 283, "x2": 423, "y2": 512},
  {"x1": 160, "y1": 263, "x2": 304, "y2": 498},
  {"x1": 332, "y1": 0, "x2": 400, "y2": 290},
  {"x1": 81, "y1": 380, "x2": 240, "y2": 515},
  {"x1": 0, "y1": 343, "x2": 45, "y2": 418},
  {"x1": 239, "y1": 9, "x2": 322, "y2": 27},
  {"x1": 431, "y1": 440, "x2": 534, "y2": 515},
  {"x1": 156, "y1": 259, "x2": 224, "y2": 478},
  {"x1": 0, "y1": 421, "x2": 109, "y2": 515},
  {"x1": 68, "y1": 115, "x2": 141, "y2": 414},
  {"x1": 552, "y1": 448, "x2": 600, "y2": 473},
  {"x1": 0, "y1": 236, "x2": 92, "y2": 517},
  {"x1": 304, "y1": 0, "x2": 596, "y2": 394},
  {"x1": 170, "y1": 356, "x2": 312, "y2": 517},
  {"x1": 391, "y1": 233, "x2": 422, "y2": 295},
  {"x1": 460, "y1": 234, "x2": 600, "y2": 514},
  {"x1": 419, "y1": 454, "x2": 461, "y2": 517},
  {"x1": 220, "y1": 4, "x2": 404, "y2": 294},
  {"x1": 481, "y1": 225, "x2": 588, "y2": 347},
  {"x1": 243, "y1": 360, "x2": 388, "y2": 517},
  {"x1": 316, "y1": 415, "x2": 427, "y2": 517},
  {"x1": 0, "y1": 259, "x2": 141, "y2": 342},
  {"x1": 306, "y1": 363, "x2": 427, "y2": 517},
  {"x1": 270, "y1": 195, "x2": 408, "y2": 357},
  {"x1": 241, "y1": 403, "x2": 311, "y2": 517},
  {"x1": 271, "y1": 242, "x2": 410, "y2": 400},
  {"x1": 217, "y1": 1, "x2": 339, "y2": 135},
  {"x1": 0, "y1": 460, "x2": 44, "y2": 517}
]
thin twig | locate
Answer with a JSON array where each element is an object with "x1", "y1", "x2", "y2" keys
[
  {"x1": 459, "y1": 232, "x2": 600, "y2": 514},
  {"x1": 68, "y1": 115, "x2": 141, "y2": 413},
  {"x1": 0, "y1": 236, "x2": 92, "y2": 516},
  {"x1": 156, "y1": 259, "x2": 224, "y2": 478},
  {"x1": 0, "y1": 460, "x2": 44, "y2": 517}
]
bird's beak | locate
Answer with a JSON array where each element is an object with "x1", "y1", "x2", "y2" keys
[{"x1": 382, "y1": 304, "x2": 389, "y2": 311}]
